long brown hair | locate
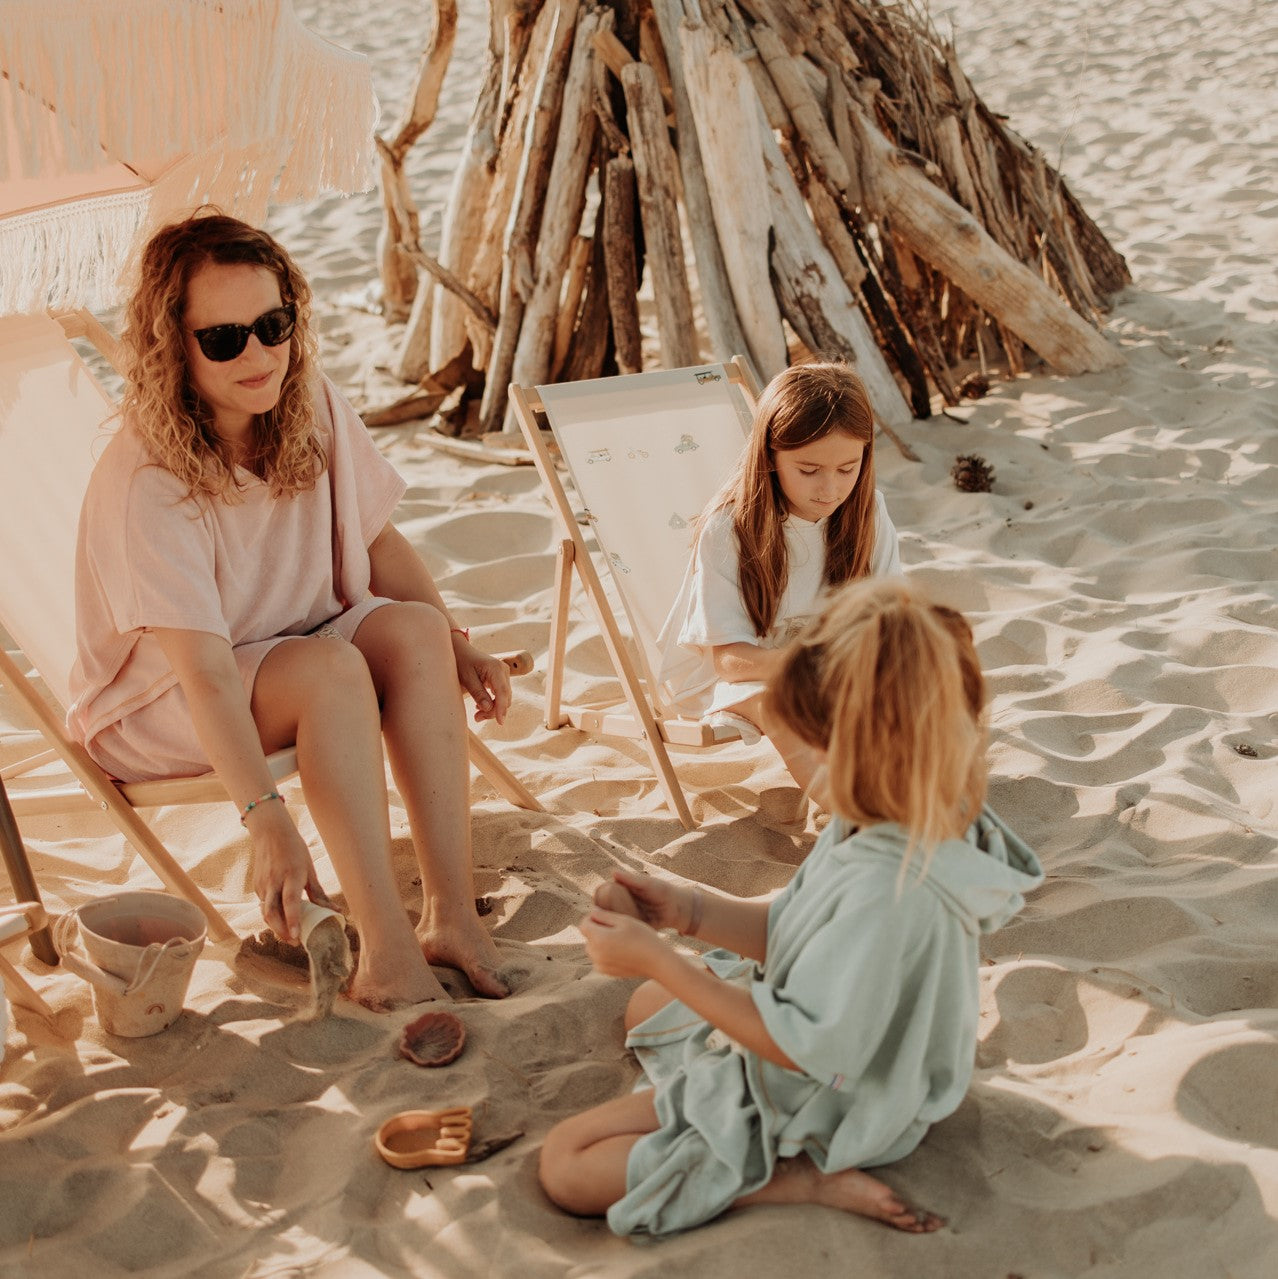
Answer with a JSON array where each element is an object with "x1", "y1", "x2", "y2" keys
[
  {"x1": 120, "y1": 210, "x2": 324, "y2": 501},
  {"x1": 709, "y1": 362, "x2": 878, "y2": 637},
  {"x1": 767, "y1": 579, "x2": 987, "y2": 870}
]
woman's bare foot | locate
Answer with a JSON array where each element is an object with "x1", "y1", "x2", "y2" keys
[
  {"x1": 736, "y1": 1155, "x2": 944, "y2": 1233},
  {"x1": 416, "y1": 919, "x2": 511, "y2": 999},
  {"x1": 348, "y1": 948, "x2": 450, "y2": 1010}
]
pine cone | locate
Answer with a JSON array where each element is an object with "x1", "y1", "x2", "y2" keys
[{"x1": 951, "y1": 454, "x2": 995, "y2": 492}]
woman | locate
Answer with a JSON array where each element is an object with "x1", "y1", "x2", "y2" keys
[{"x1": 69, "y1": 212, "x2": 510, "y2": 1008}]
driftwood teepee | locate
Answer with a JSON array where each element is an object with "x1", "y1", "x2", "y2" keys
[{"x1": 373, "y1": 0, "x2": 1130, "y2": 448}]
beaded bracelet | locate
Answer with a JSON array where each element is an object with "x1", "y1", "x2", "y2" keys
[{"x1": 240, "y1": 790, "x2": 285, "y2": 825}]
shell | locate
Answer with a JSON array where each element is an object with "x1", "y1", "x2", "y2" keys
[{"x1": 398, "y1": 1009, "x2": 466, "y2": 1067}]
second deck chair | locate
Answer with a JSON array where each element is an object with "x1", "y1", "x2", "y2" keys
[
  {"x1": 0, "y1": 312, "x2": 541, "y2": 944},
  {"x1": 511, "y1": 359, "x2": 760, "y2": 830}
]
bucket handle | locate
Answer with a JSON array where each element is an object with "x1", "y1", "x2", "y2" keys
[{"x1": 52, "y1": 914, "x2": 188, "y2": 997}]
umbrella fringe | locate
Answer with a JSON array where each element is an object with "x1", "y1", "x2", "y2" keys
[
  {"x1": 0, "y1": 0, "x2": 376, "y2": 198},
  {"x1": 0, "y1": 190, "x2": 150, "y2": 315}
]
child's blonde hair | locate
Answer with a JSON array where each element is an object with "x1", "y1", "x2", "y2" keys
[
  {"x1": 708, "y1": 362, "x2": 878, "y2": 638},
  {"x1": 766, "y1": 579, "x2": 987, "y2": 868}
]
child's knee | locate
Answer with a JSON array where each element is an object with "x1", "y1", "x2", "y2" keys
[
  {"x1": 624, "y1": 979, "x2": 672, "y2": 1032},
  {"x1": 537, "y1": 1124, "x2": 583, "y2": 1211}
]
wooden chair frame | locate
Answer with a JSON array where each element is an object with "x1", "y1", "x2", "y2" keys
[
  {"x1": 0, "y1": 900, "x2": 55, "y2": 1020},
  {"x1": 511, "y1": 357, "x2": 760, "y2": 830}
]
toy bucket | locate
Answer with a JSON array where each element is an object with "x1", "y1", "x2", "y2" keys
[{"x1": 54, "y1": 892, "x2": 206, "y2": 1037}]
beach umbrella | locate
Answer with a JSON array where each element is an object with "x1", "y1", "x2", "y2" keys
[{"x1": 0, "y1": 0, "x2": 378, "y2": 316}]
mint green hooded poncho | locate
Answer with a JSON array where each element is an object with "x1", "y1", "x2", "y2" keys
[{"x1": 608, "y1": 806, "x2": 1043, "y2": 1238}]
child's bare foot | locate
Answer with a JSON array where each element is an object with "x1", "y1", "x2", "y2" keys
[
  {"x1": 737, "y1": 1155, "x2": 944, "y2": 1233},
  {"x1": 416, "y1": 920, "x2": 511, "y2": 999},
  {"x1": 814, "y1": 1167, "x2": 944, "y2": 1232}
]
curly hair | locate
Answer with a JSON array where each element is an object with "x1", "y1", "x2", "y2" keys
[
  {"x1": 120, "y1": 211, "x2": 325, "y2": 501},
  {"x1": 704, "y1": 362, "x2": 879, "y2": 638},
  {"x1": 766, "y1": 579, "x2": 987, "y2": 872}
]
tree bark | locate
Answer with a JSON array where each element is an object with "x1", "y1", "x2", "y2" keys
[
  {"x1": 461, "y1": 0, "x2": 557, "y2": 371},
  {"x1": 648, "y1": 0, "x2": 751, "y2": 366},
  {"x1": 759, "y1": 114, "x2": 913, "y2": 428},
  {"x1": 752, "y1": 25, "x2": 850, "y2": 195},
  {"x1": 508, "y1": 8, "x2": 607, "y2": 395},
  {"x1": 561, "y1": 207, "x2": 614, "y2": 381},
  {"x1": 602, "y1": 154, "x2": 642, "y2": 374},
  {"x1": 551, "y1": 233, "x2": 593, "y2": 377},
  {"x1": 853, "y1": 105, "x2": 1122, "y2": 374},
  {"x1": 680, "y1": 24, "x2": 787, "y2": 380},
  {"x1": 621, "y1": 60, "x2": 698, "y2": 368},
  {"x1": 376, "y1": 0, "x2": 459, "y2": 324},
  {"x1": 480, "y1": 0, "x2": 582, "y2": 432}
]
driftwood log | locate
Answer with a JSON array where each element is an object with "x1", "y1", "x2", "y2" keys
[
  {"x1": 602, "y1": 155, "x2": 642, "y2": 373},
  {"x1": 371, "y1": 0, "x2": 1130, "y2": 449},
  {"x1": 621, "y1": 59, "x2": 698, "y2": 368},
  {"x1": 508, "y1": 9, "x2": 607, "y2": 402},
  {"x1": 375, "y1": 0, "x2": 458, "y2": 327}
]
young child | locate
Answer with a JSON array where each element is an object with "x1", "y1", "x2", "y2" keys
[
  {"x1": 540, "y1": 579, "x2": 1043, "y2": 1237},
  {"x1": 656, "y1": 362, "x2": 901, "y2": 792}
]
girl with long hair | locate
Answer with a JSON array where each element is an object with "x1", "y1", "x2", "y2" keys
[
  {"x1": 69, "y1": 212, "x2": 512, "y2": 1008},
  {"x1": 540, "y1": 579, "x2": 1043, "y2": 1237},
  {"x1": 657, "y1": 362, "x2": 901, "y2": 792}
]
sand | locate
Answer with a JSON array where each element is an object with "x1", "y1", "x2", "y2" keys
[{"x1": 2, "y1": 0, "x2": 1277, "y2": 1274}]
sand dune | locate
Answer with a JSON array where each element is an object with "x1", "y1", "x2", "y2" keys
[{"x1": 2, "y1": 0, "x2": 1276, "y2": 1274}]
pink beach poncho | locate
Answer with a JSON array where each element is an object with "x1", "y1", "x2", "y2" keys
[{"x1": 67, "y1": 376, "x2": 405, "y2": 781}]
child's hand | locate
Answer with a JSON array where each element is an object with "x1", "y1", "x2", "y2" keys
[
  {"x1": 581, "y1": 907, "x2": 666, "y2": 979},
  {"x1": 594, "y1": 868, "x2": 691, "y2": 933}
]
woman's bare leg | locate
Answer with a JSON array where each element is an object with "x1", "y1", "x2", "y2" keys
[
  {"x1": 539, "y1": 1090, "x2": 660, "y2": 1216},
  {"x1": 251, "y1": 636, "x2": 447, "y2": 1007},
  {"x1": 352, "y1": 603, "x2": 507, "y2": 997},
  {"x1": 734, "y1": 1155, "x2": 944, "y2": 1232}
]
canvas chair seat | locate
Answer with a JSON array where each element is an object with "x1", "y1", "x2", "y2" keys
[
  {"x1": 0, "y1": 312, "x2": 540, "y2": 947},
  {"x1": 511, "y1": 358, "x2": 760, "y2": 830}
]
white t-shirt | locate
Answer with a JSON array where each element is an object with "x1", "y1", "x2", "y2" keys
[{"x1": 656, "y1": 490, "x2": 901, "y2": 726}]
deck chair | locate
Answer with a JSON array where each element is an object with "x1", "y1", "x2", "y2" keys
[
  {"x1": 511, "y1": 358, "x2": 761, "y2": 830},
  {"x1": 0, "y1": 312, "x2": 541, "y2": 945},
  {"x1": 0, "y1": 901, "x2": 54, "y2": 1020}
]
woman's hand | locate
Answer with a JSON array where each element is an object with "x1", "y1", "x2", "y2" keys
[
  {"x1": 593, "y1": 868, "x2": 697, "y2": 934},
  {"x1": 580, "y1": 907, "x2": 669, "y2": 980},
  {"x1": 452, "y1": 635, "x2": 512, "y2": 725},
  {"x1": 247, "y1": 804, "x2": 324, "y2": 944}
]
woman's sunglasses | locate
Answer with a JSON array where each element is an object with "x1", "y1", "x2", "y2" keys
[{"x1": 190, "y1": 303, "x2": 297, "y2": 362}]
